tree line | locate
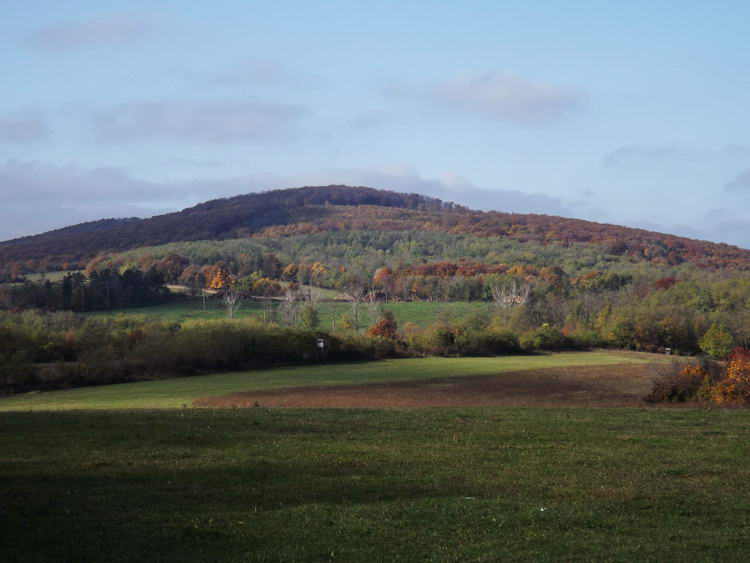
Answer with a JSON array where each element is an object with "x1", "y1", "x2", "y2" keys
[{"x1": 0, "y1": 269, "x2": 168, "y2": 312}]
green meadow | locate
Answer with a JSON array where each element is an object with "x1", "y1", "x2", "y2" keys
[
  {"x1": 3, "y1": 351, "x2": 748, "y2": 561},
  {"x1": 2, "y1": 406, "x2": 749, "y2": 561},
  {"x1": 0, "y1": 351, "x2": 645, "y2": 411},
  {"x1": 86, "y1": 296, "x2": 487, "y2": 327}
]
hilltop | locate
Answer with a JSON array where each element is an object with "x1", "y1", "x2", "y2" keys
[{"x1": 2, "y1": 185, "x2": 749, "y2": 271}]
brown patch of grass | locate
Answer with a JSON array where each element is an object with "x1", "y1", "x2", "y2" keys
[{"x1": 195, "y1": 363, "x2": 657, "y2": 408}]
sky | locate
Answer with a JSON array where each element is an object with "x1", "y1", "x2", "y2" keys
[{"x1": 2, "y1": 1, "x2": 750, "y2": 247}]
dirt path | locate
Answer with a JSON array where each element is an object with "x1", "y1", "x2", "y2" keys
[{"x1": 195, "y1": 363, "x2": 655, "y2": 408}]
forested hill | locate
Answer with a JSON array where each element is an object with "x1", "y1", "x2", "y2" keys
[
  {"x1": 2, "y1": 184, "x2": 749, "y2": 270},
  {"x1": 0, "y1": 186, "x2": 456, "y2": 266}
]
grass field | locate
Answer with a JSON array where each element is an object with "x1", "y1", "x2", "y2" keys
[
  {"x1": 24, "y1": 270, "x2": 73, "y2": 282},
  {"x1": 87, "y1": 296, "x2": 486, "y2": 327},
  {"x1": 0, "y1": 351, "x2": 650, "y2": 411},
  {"x1": 3, "y1": 407, "x2": 750, "y2": 561},
  {"x1": 4, "y1": 351, "x2": 746, "y2": 561},
  {"x1": 3, "y1": 270, "x2": 73, "y2": 286}
]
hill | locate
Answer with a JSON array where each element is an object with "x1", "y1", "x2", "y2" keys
[{"x1": 2, "y1": 185, "x2": 750, "y2": 272}]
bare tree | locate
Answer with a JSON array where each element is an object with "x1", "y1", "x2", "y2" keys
[
  {"x1": 262, "y1": 297, "x2": 275, "y2": 324},
  {"x1": 339, "y1": 285, "x2": 366, "y2": 332},
  {"x1": 491, "y1": 280, "x2": 531, "y2": 325},
  {"x1": 278, "y1": 289, "x2": 300, "y2": 326},
  {"x1": 303, "y1": 287, "x2": 322, "y2": 306},
  {"x1": 396, "y1": 275, "x2": 415, "y2": 301},
  {"x1": 297, "y1": 286, "x2": 323, "y2": 329},
  {"x1": 366, "y1": 291, "x2": 382, "y2": 326},
  {"x1": 223, "y1": 288, "x2": 242, "y2": 318}
]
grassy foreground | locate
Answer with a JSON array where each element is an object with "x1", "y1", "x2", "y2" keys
[
  {"x1": 2, "y1": 407, "x2": 750, "y2": 561},
  {"x1": 0, "y1": 351, "x2": 652, "y2": 411}
]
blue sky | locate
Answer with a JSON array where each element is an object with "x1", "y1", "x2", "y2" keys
[{"x1": 2, "y1": 1, "x2": 750, "y2": 246}]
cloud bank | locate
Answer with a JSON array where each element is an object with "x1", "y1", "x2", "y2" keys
[
  {"x1": 0, "y1": 113, "x2": 48, "y2": 143},
  {"x1": 725, "y1": 169, "x2": 750, "y2": 191},
  {"x1": 0, "y1": 159, "x2": 169, "y2": 206},
  {"x1": 0, "y1": 161, "x2": 572, "y2": 241},
  {"x1": 0, "y1": 159, "x2": 180, "y2": 241}
]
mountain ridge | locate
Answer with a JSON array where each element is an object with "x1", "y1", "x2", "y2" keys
[{"x1": 2, "y1": 185, "x2": 749, "y2": 270}]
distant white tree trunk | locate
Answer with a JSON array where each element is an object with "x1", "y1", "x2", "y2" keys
[
  {"x1": 223, "y1": 289, "x2": 242, "y2": 318},
  {"x1": 366, "y1": 291, "x2": 382, "y2": 326},
  {"x1": 279, "y1": 289, "x2": 299, "y2": 326},
  {"x1": 491, "y1": 280, "x2": 531, "y2": 325},
  {"x1": 304, "y1": 287, "x2": 322, "y2": 305}
]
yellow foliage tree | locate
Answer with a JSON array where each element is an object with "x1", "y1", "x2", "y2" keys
[{"x1": 209, "y1": 266, "x2": 232, "y2": 289}]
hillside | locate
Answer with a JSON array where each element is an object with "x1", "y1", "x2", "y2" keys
[{"x1": 2, "y1": 185, "x2": 750, "y2": 271}]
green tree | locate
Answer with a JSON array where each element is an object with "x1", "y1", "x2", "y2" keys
[{"x1": 699, "y1": 323, "x2": 734, "y2": 358}]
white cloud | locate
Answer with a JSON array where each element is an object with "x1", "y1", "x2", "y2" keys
[
  {"x1": 391, "y1": 71, "x2": 586, "y2": 127},
  {"x1": 89, "y1": 99, "x2": 310, "y2": 144},
  {"x1": 347, "y1": 111, "x2": 392, "y2": 131},
  {"x1": 186, "y1": 57, "x2": 324, "y2": 90},
  {"x1": 0, "y1": 159, "x2": 170, "y2": 206},
  {"x1": 29, "y1": 13, "x2": 155, "y2": 50},
  {"x1": 603, "y1": 144, "x2": 750, "y2": 167},
  {"x1": 603, "y1": 145, "x2": 696, "y2": 167}
]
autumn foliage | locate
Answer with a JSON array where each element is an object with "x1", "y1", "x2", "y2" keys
[
  {"x1": 646, "y1": 347, "x2": 750, "y2": 406},
  {"x1": 4, "y1": 185, "x2": 750, "y2": 275},
  {"x1": 367, "y1": 311, "x2": 398, "y2": 340},
  {"x1": 711, "y1": 347, "x2": 750, "y2": 405}
]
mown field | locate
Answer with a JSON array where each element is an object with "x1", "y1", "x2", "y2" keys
[
  {"x1": 0, "y1": 351, "x2": 647, "y2": 411},
  {"x1": 3, "y1": 352, "x2": 749, "y2": 561},
  {"x1": 3, "y1": 407, "x2": 750, "y2": 561},
  {"x1": 87, "y1": 296, "x2": 486, "y2": 327}
]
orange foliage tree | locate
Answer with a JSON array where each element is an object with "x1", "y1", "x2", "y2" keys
[
  {"x1": 367, "y1": 311, "x2": 398, "y2": 340},
  {"x1": 712, "y1": 347, "x2": 750, "y2": 405}
]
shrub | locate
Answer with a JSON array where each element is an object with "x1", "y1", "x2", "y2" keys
[
  {"x1": 643, "y1": 359, "x2": 722, "y2": 403},
  {"x1": 300, "y1": 304, "x2": 320, "y2": 330},
  {"x1": 520, "y1": 324, "x2": 566, "y2": 352},
  {"x1": 0, "y1": 310, "x2": 401, "y2": 392},
  {"x1": 0, "y1": 350, "x2": 36, "y2": 388},
  {"x1": 410, "y1": 323, "x2": 456, "y2": 356},
  {"x1": 455, "y1": 329, "x2": 520, "y2": 356},
  {"x1": 565, "y1": 328, "x2": 601, "y2": 350},
  {"x1": 606, "y1": 319, "x2": 635, "y2": 349}
]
